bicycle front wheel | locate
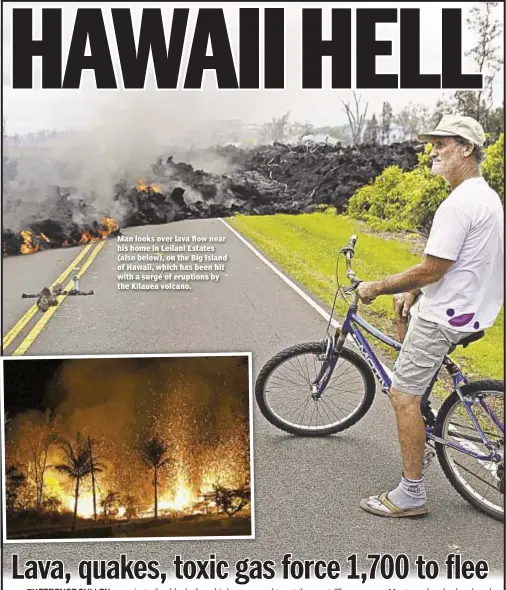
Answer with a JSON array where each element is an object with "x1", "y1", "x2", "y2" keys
[
  {"x1": 255, "y1": 341, "x2": 376, "y2": 436},
  {"x1": 435, "y1": 380, "x2": 504, "y2": 521}
]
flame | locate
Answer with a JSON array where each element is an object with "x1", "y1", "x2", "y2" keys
[
  {"x1": 79, "y1": 231, "x2": 94, "y2": 244},
  {"x1": 17, "y1": 215, "x2": 119, "y2": 254},
  {"x1": 158, "y1": 473, "x2": 197, "y2": 512},
  {"x1": 65, "y1": 494, "x2": 96, "y2": 519},
  {"x1": 20, "y1": 230, "x2": 43, "y2": 255},
  {"x1": 136, "y1": 178, "x2": 162, "y2": 194},
  {"x1": 60, "y1": 492, "x2": 126, "y2": 520},
  {"x1": 98, "y1": 216, "x2": 119, "y2": 238}
]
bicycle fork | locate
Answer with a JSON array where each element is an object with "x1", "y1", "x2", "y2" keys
[{"x1": 311, "y1": 335, "x2": 341, "y2": 399}]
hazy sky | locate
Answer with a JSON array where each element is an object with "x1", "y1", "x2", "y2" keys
[{"x1": 3, "y1": 1, "x2": 504, "y2": 134}]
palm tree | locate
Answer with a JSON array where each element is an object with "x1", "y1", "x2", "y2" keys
[
  {"x1": 140, "y1": 435, "x2": 170, "y2": 519},
  {"x1": 54, "y1": 432, "x2": 102, "y2": 532}
]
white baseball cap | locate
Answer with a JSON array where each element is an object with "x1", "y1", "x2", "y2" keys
[{"x1": 418, "y1": 115, "x2": 486, "y2": 147}]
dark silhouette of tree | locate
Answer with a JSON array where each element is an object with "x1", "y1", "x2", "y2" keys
[
  {"x1": 18, "y1": 410, "x2": 58, "y2": 510},
  {"x1": 41, "y1": 495, "x2": 62, "y2": 514},
  {"x1": 123, "y1": 494, "x2": 139, "y2": 520},
  {"x1": 54, "y1": 432, "x2": 103, "y2": 532},
  {"x1": 203, "y1": 484, "x2": 251, "y2": 517},
  {"x1": 100, "y1": 491, "x2": 121, "y2": 518},
  {"x1": 5, "y1": 465, "x2": 27, "y2": 513},
  {"x1": 140, "y1": 435, "x2": 170, "y2": 519}
]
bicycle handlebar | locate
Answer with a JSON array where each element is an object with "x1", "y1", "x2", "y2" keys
[
  {"x1": 340, "y1": 234, "x2": 358, "y2": 258},
  {"x1": 340, "y1": 234, "x2": 362, "y2": 295}
]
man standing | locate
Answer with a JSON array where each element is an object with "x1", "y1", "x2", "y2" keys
[{"x1": 356, "y1": 115, "x2": 504, "y2": 517}]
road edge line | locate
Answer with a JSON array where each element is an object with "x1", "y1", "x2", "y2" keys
[{"x1": 219, "y1": 217, "x2": 392, "y2": 377}]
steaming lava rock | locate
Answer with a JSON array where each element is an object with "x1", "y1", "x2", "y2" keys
[{"x1": 3, "y1": 141, "x2": 422, "y2": 256}]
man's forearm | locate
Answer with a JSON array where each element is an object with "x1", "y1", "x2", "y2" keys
[{"x1": 375, "y1": 264, "x2": 438, "y2": 296}]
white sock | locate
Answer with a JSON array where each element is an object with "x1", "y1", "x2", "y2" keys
[{"x1": 388, "y1": 474, "x2": 426, "y2": 509}]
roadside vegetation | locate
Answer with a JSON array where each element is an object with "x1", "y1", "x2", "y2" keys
[
  {"x1": 228, "y1": 211, "x2": 504, "y2": 382},
  {"x1": 347, "y1": 134, "x2": 504, "y2": 233}
]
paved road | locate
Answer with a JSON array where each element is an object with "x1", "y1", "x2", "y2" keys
[{"x1": 2, "y1": 218, "x2": 504, "y2": 577}]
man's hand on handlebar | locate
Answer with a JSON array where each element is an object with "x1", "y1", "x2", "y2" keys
[{"x1": 356, "y1": 281, "x2": 380, "y2": 304}]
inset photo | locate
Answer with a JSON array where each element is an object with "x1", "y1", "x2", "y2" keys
[{"x1": 1, "y1": 353, "x2": 253, "y2": 542}]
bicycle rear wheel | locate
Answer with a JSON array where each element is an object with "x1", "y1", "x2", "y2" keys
[
  {"x1": 434, "y1": 380, "x2": 504, "y2": 521},
  {"x1": 255, "y1": 341, "x2": 376, "y2": 436}
]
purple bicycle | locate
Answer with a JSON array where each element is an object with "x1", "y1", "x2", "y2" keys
[{"x1": 255, "y1": 234, "x2": 504, "y2": 521}]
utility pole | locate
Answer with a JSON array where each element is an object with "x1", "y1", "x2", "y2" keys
[{"x1": 88, "y1": 436, "x2": 97, "y2": 521}]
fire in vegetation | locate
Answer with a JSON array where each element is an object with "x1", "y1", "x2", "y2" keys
[{"x1": 4, "y1": 356, "x2": 251, "y2": 538}]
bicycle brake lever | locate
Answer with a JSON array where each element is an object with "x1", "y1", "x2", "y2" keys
[{"x1": 343, "y1": 281, "x2": 361, "y2": 294}]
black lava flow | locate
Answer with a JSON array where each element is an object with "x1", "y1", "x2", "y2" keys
[{"x1": 2, "y1": 140, "x2": 422, "y2": 256}]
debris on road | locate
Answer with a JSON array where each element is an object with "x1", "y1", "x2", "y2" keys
[{"x1": 22, "y1": 284, "x2": 95, "y2": 312}]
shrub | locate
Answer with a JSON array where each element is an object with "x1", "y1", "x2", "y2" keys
[
  {"x1": 347, "y1": 135, "x2": 504, "y2": 232},
  {"x1": 347, "y1": 145, "x2": 449, "y2": 232},
  {"x1": 483, "y1": 133, "x2": 504, "y2": 202}
]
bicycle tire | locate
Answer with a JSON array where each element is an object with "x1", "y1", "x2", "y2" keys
[
  {"x1": 434, "y1": 379, "x2": 504, "y2": 521},
  {"x1": 255, "y1": 341, "x2": 376, "y2": 436}
]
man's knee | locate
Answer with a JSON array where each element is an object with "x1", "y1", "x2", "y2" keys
[{"x1": 390, "y1": 386, "x2": 422, "y2": 413}]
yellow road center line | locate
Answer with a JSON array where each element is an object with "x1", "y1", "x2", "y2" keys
[
  {"x1": 11, "y1": 240, "x2": 106, "y2": 357},
  {"x1": 2, "y1": 243, "x2": 95, "y2": 352}
]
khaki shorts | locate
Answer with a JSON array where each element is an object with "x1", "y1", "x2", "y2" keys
[{"x1": 391, "y1": 304, "x2": 474, "y2": 396}]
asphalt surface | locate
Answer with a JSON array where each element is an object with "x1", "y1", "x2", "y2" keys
[{"x1": 2, "y1": 218, "x2": 504, "y2": 577}]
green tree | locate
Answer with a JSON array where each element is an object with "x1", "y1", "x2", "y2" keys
[
  {"x1": 483, "y1": 132, "x2": 504, "y2": 201},
  {"x1": 487, "y1": 103, "x2": 504, "y2": 135}
]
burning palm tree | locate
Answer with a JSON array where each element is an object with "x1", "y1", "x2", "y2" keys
[
  {"x1": 54, "y1": 432, "x2": 103, "y2": 532},
  {"x1": 140, "y1": 435, "x2": 170, "y2": 519}
]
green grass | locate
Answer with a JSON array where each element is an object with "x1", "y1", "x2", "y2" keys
[{"x1": 228, "y1": 211, "x2": 504, "y2": 382}]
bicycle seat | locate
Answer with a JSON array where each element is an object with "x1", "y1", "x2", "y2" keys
[{"x1": 457, "y1": 330, "x2": 485, "y2": 348}]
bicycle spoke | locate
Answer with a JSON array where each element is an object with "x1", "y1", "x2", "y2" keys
[
  {"x1": 441, "y1": 389, "x2": 504, "y2": 517},
  {"x1": 262, "y1": 350, "x2": 368, "y2": 431},
  {"x1": 452, "y1": 459, "x2": 500, "y2": 492}
]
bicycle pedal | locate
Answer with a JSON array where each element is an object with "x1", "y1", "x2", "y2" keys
[{"x1": 423, "y1": 445, "x2": 436, "y2": 468}]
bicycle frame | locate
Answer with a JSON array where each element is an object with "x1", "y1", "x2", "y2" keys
[{"x1": 314, "y1": 304, "x2": 503, "y2": 464}]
